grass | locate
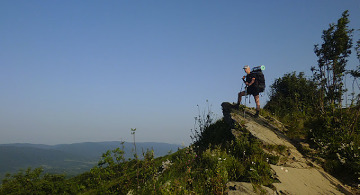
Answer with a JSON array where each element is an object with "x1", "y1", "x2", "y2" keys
[{"x1": 1, "y1": 112, "x2": 282, "y2": 194}]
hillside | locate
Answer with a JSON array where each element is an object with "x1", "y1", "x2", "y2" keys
[
  {"x1": 0, "y1": 104, "x2": 357, "y2": 194},
  {"x1": 0, "y1": 142, "x2": 181, "y2": 180},
  {"x1": 221, "y1": 102, "x2": 353, "y2": 194},
  {"x1": 0, "y1": 146, "x2": 90, "y2": 174}
]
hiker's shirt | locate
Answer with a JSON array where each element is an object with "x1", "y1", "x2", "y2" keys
[{"x1": 246, "y1": 73, "x2": 259, "y2": 96}]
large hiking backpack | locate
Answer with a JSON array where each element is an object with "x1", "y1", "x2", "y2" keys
[{"x1": 251, "y1": 67, "x2": 265, "y2": 93}]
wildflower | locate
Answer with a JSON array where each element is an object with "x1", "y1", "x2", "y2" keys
[
  {"x1": 336, "y1": 153, "x2": 346, "y2": 164},
  {"x1": 164, "y1": 181, "x2": 171, "y2": 187},
  {"x1": 161, "y1": 159, "x2": 173, "y2": 173},
  {"x1": 252, "y1": 161, "x2": 255, "y2": 165},
  {"x1": 266, "y1": 158, "x2": 269, "y2": 163},
  {"x1": 341, "y1": 143, "x2": 346, "y2": 150},
  {"x1": 250, "y1": 168, "x2": 254, "y2": 171},
  {"x1": 218, "y1": 158, "x2": 222, "y2": 161}
]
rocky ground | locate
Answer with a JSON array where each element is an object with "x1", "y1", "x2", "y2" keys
[{"x1": 221, "y1": 102, "x2": 354, "y2": 195}]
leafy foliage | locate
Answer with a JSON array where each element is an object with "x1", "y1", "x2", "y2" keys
[
  {"x1": 308, "y1": 10, "x2": 360, "y2": 185},
  {"x1": 0, "y1": 168, "x2": 77, "y2": 195},
  {"x1": 265, "y1": 10, "x2": 360, "y2": 187},
  {"x1": 264, "y1": 72, "x2": 318, "y2": 138},
  {"x1": 312, "y1": 10, "x2": 353, "y2": 112},
  {"x1": 1, "y1": 114, "x2": 280, "y2": 194},
  {"x1": 265, "y1": 72, "x2": 317, "y2": 117}
]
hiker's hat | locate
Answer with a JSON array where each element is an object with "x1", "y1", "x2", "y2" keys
[{"x1": 243, "y1": 65, "x2": 250, "y2": 69}]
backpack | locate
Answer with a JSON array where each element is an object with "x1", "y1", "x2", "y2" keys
[{"x1": 250, "y1": 67, "x2": 265, "y2": 93}]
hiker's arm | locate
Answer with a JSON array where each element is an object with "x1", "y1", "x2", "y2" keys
[{"x1": 246, "y1": 78, "x2": 256, "y2": 86}]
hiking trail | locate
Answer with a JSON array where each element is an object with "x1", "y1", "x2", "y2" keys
[{"x1": 221, "y1": 102, "x2": 354, "y2": 195}]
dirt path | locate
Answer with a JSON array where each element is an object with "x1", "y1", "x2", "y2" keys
[{"x1": 221, "y1": 102, "x2": 353, "y2": 195}]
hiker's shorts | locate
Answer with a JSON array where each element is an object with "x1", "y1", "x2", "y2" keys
[{"x1": 247, "y1": 86, "x2": 259, "y2": 96}]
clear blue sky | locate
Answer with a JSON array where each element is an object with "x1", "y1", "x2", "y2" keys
[{"x1": 1, "y1": 0, "x2": 359, "y2": 145}]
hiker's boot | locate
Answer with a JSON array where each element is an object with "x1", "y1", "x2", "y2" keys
[
  {"x1": 234, "y1": 102, "x2": 240, "y2": 108},
  {"x1": 254, "y1": 110, "x2": 260, "y2": 118}
]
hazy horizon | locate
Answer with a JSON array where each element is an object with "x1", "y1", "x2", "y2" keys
[
  {"x1": 1, "y1": 0, "x2": 359, "y2": 145},
  {"x1": 0, "y1": 140, "x2": 184, "y2": 146}
]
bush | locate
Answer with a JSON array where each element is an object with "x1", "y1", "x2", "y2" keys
[{"x1": 0, "y1": 167, "x2": 75, "y2": 195}]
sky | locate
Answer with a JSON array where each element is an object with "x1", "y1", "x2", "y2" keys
[{"x1": 1, "y1": 0, "x2": 359, "y2": 145}]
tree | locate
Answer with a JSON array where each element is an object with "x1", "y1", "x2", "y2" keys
[
  {"x1": 264, "y1": 72, "x2": 317, "y2": 118},
  {"x1": 349, "y1": 35, "x2": 360, "y2": 101},
  {"x1": 264, "y1": 10, "x2": 360, "y2": 186},
  {"x1": 264, "y1": 72, "x2": 318, "y2": 138},
  {"x1": 312, "y1": 10, "x2": 354, "y2": 112},
  {"x1": 0, "y1": 168, "x2": 74, "y2": 194}
]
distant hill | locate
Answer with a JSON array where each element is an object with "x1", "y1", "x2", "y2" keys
[{"x1": 0, "y1": 142, "x2": 182, "y2": 180}]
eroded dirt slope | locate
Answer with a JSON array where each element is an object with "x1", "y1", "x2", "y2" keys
[{"x1": 222, "y1": 102, "x2": 353, "y2": 195}]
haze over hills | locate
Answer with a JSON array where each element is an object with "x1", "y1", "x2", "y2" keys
[{"x1": 0, "y1": 141, "x2": 182, "y2": 180}]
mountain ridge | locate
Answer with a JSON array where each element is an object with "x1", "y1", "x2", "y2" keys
[{"x1": 0, "y1": 141, "x2": 182, "y2": 180}]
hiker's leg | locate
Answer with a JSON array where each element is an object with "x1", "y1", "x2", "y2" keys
[
  {"x1": 237, "y1": 91, "x2": 245, "y2": 105},
  {"x1": 254, "y1": 95, "x2": 260, "y2": 115}
]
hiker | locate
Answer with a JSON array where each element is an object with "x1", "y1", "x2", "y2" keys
[{"x1": 236, "y1": 65, "x2": 261, "y2": 117}]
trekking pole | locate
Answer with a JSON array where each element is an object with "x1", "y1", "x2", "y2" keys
[
  {"x1": 240, "y1": 82, "x2": 244, "y2": 97},
  {"x1": 244, "y1": 86, "x2": 247, "y2": 118},
  {"x1": 242, "y1": 77, "x2": 247, "y2": 118}
]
